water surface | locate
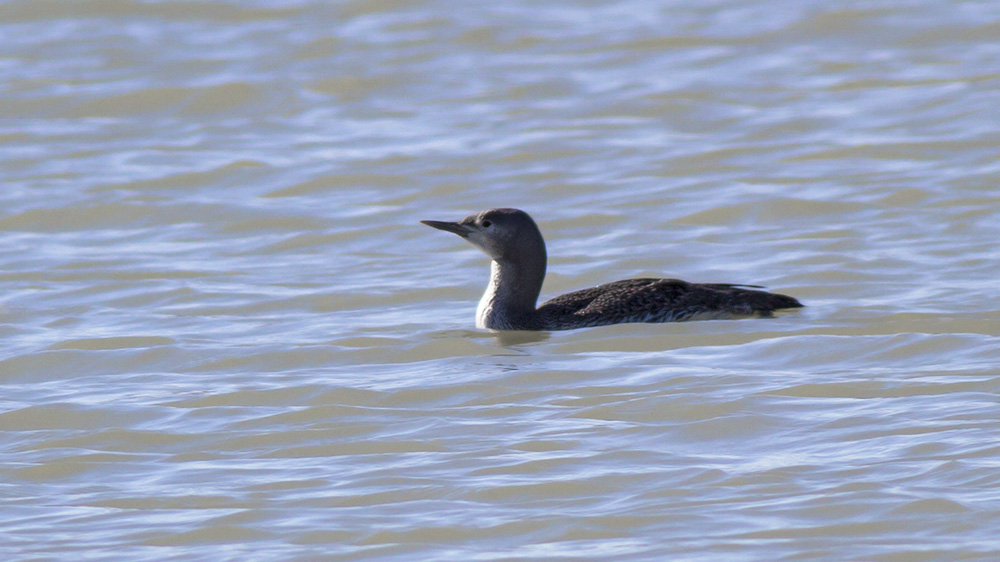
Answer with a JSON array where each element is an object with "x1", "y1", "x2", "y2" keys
[{"x1": 2, "y1": 0, "x2": 999, "y2": 560}]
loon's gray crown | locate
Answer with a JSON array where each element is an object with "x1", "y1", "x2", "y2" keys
[{"x1": 421, "y1": 208, "x2": 545, "y2": 263}]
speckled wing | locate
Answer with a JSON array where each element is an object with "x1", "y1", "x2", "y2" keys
[{"x1": 535, "y1": 278, "x2": 801, "y2": 329}]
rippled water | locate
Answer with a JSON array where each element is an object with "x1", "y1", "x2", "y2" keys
[{"x1": 2, "y1": 0, "x2": 1000, "y2": 560}]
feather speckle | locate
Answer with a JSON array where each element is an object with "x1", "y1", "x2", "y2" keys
[{"x1": 535, "y1": 278, "x2": 802, "y2": 330}]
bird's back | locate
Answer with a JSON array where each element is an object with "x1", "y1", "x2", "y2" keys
[{"x1": 534, "y1": 278, "x2": 802, "y2": 330}]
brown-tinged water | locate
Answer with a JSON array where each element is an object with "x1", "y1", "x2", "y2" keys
[{"x1": 2, "y1": 1, "x2": 999, "y2": 560}]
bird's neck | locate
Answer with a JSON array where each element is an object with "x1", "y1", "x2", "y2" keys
[{"x1": 476, "y1": 258, "x2": 545, "y2": 330}]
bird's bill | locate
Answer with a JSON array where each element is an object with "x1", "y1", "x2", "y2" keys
[{"x1": 420, "y1": 220, "x2": 472, "y2": 238}]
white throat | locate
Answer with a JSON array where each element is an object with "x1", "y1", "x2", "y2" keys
[{"x1": 475, "y1": 260, "x2": 500, "y2": 329}]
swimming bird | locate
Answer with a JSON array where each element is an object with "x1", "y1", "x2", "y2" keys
[{"x1": 421, "y1": 208, "x2": 802, "y2": 331}]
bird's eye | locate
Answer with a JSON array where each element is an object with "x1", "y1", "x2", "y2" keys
[{"x1": 482, "y1": 220, "x2": 492, "y2": 228}]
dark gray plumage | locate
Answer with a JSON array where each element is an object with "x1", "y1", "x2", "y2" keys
[{"x1": 421, "y1": 208, "x2": 802, "y2": 331}]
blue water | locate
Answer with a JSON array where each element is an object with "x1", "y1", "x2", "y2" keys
[{"x1": 2, "y1": 1, "x2": 999, "y2": 560}]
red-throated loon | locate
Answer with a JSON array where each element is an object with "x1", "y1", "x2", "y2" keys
[{"x1": 421, "y1": 208, "x2": 802, "y2": 331}]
